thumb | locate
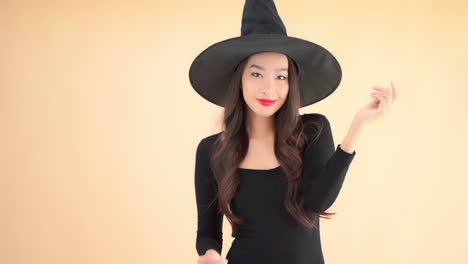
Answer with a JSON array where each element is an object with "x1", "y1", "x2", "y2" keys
[
  {"x1": 205, "y1": 249, "x2": 221, "y2": 260},
  {"x1": 218, "y1": 259, "x2": 228, "y2": 264}
]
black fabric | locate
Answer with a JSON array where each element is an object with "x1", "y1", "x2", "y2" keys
[
  {"x1": 194, "y1": 113, "x2": 356, "y2": 263},
  {"x1": 241, "y1": 0, "x2": 287, "y2": 35}
]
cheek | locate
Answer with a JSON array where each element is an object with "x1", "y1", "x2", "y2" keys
[
  {"x1": 242, "y1": 84, "x2": 258, "y2": 98},
  {"x1": 279, "y1": 86, "x2": 289, "y2": 99},
  {"x1": 241, "y1": 86, "x2": 255, "y2": 106}
]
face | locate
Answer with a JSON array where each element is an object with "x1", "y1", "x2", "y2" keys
[{"x1": 241, "y1": 52, "x2": 289, "y2": 117}]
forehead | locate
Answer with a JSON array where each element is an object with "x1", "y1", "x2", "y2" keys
[{"x1": 247, "y1": 52, "x2": 288, "y2": 68}]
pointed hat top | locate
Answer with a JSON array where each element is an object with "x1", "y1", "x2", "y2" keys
[{"x1": 241, "y1": 0, "x2": 287, "y2": 36}]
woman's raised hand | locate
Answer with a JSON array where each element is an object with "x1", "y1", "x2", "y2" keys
[
  {"x1": 356, "y1": 81, "x2": 397, "y2": 125},
  {"x1": 197, "y1": 249, "x2": 229, "y2": 264}
]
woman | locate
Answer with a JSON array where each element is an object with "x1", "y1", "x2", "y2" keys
[{"x1": 190, "y1": 1, "x2": 397, "y2": 264}]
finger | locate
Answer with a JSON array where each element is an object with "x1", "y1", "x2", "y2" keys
[
  {"x1": 370, "y1": 94, "x2": 382, "y2": 107},
  {"x1": 381, "y1": 84, "x2": 394, "y2": 104},
  {"x1": 373, "y1": 93, "x2": 387, "y2": 114},
  {"x1": 386, "y1": 83, "x2": 393, "y2": 101},
  {"x1": 370, "y1": 97, "x2": 379, "y2": 104},
  {"x1": 377, "y1": 92, "x2": 389, "y2": 113},
  {"x1": 371, "y1": 93, "x2": 387, "y2": 113},
  {"x1": 381, "y1": 93, "x2": 388, "y2": 114},
  {"x1": 214, "y1": 259, "x2": 228, "y2": 264},
  {"x1": 205, "y1": 250, "x2": 221, "y2": 260},
  {"x1": 365, "y1": 94, "x2": 379, "y2": 108},
  {"x1": 370, "y1": 93, "x2": 382, "y2": 102},
  {"x1": 372, "y1": 85, "x2": 386, "y2": 91},
  {"x1": 372, "y1": 86, "x2": 389, "y2": 93},
  {"x1": 370, "y1": 90, "x2": 390, "y2": 103},
  {"x1": 371, "y1": 89, "x2": 392, "y2": 104},
  {"x1": 390, "y1": 80, "x2": 397, "y2": 101},
  {"x1": 373, "y1": 95, "x2": 384, "y2": 113},
  {"x1": 372, "y1": 86, "x2": 391, "y2": 100}
]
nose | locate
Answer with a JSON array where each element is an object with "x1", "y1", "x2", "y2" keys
[
  {"x1": 261, "y1": 79, "x2": 276, "y2": 96},
  {"x1": 261, "y1": 89, "x2": 272, "y2": 96}
]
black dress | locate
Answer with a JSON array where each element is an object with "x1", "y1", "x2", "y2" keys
[{"x1": 194, "y1": 113, "x2": 356, "y2": 264}]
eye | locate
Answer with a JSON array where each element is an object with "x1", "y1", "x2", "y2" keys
[
  {"x1": 251, "y1": 72, "x2": 262, "y2": 77},
  {"x1": 251, "y1": 72, "x2": 287, "y2": 80}
]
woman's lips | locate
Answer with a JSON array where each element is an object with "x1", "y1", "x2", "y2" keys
[{"x1": 257, "y1": 98, "x2": 278, "y2": 106}]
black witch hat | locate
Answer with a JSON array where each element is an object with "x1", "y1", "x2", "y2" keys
[{"x1": 189, "y1": 0, "x2": 342, "y2": 108}]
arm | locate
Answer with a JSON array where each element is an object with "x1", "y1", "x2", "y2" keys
[
  {"x1": 301, "y1": 114, "x2": 356, "y2": 213},
  {"x1": 339, "y1": 114, "x2": 363, "y2": 154},
  {"x1": 194, "y1": 137, "x2": 223, "y2": 256}
]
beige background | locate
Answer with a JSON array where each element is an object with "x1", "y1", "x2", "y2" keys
[{"x1": 2, "y1": 0, "x2": 467, "y2": 263}]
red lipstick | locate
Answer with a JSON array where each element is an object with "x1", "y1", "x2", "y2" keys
[{"x1": 257, "y1": 98, "x2": 278, "y2": 106}]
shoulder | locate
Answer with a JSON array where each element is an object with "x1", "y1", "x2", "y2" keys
[
  {"x1": 300, "y1": 112, "x2": 329, "y2": 124},
  {"x1": 196, "y1": 131, "x2": 222, "y2": 157},
  {"x1": 198, "y1": 131, "x2": 222, "y2": 146},
  {"x1": 300, "y1": 113, "x2": 331, "y2": 136}
]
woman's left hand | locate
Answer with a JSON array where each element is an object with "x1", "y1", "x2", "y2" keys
[{"x1": 355, "y1": 81, "x2": 397, "y2": 125}]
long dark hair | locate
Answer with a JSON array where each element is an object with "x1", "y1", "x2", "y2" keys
[{"x1": 210, "y1": 54, "x2": 335, "y2": 236}]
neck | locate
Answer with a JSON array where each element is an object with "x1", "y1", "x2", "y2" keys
[{"x1": 246, "y1": 109, "x2": 275, "y2": 139}]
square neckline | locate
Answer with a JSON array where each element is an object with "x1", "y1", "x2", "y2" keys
[{"x1": 237, "y1": 165, "x2": 282, "y2": 173}]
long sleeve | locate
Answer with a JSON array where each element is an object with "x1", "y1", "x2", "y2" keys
[
  {"x1": 301, "y1": 114, "x2": 356, "y2": 213},
  {"x1": 194, "y1": 137, "x2": 223, "y2": 256}
]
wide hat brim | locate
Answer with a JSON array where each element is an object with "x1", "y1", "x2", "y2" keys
[{"x1": 189, "y1": 33, "x2": 342, "y2": 108}]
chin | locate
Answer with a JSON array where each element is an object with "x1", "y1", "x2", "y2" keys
[{"x1": 254, "y1": 108, "x2": 278, "y2": 117}]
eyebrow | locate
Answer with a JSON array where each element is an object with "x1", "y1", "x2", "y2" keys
[{"x1": 249, "y1": 64, "x2": 288, "y2": 72}]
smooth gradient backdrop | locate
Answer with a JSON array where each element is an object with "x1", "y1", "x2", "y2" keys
[{"x1": 2, "y1": 0, "x2": 467, "y2": 263}]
